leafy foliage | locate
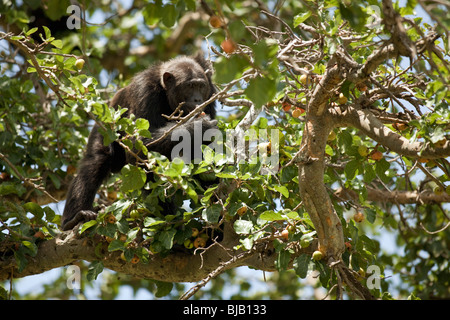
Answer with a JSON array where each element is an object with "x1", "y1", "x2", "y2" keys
[{"x1": 1, "y1": 0, "x2": 449, "y2": 300}]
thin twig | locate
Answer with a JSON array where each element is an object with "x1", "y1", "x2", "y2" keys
[{"x1": 179, "y1": 247, "x2": 257, "y2": 300}]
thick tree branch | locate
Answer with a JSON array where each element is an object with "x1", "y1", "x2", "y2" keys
[
  {"x1": 335, "y1": 186, "x2": 450, "y2": 204},
  {"x1": 331, "y1": 105, "x2": 450, "y2": 159},
  {"x1": 297, "y1": 119, "x2": 345, "y2": 260},
  {"x1": 0, "y1": 223, "x2": 235, "y2": 282},
  {"x1": 309, "y1": 60, "x2": 343, "y2": 116},
  {"x1": 382, "y1": 0, "x2": 417, "y2": 58},
  {"x1": 0, "y1": 222, "x2": 315, "y2": 282},
  {"x1": 294, "y1": 48, "x2": 348, "y2": 263}
]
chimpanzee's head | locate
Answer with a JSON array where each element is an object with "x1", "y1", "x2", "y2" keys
[{"x1": 161, "y1": 55, "x2": 214, "y2": 115}]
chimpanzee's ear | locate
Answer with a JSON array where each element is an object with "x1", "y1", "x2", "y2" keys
[
  {"x1": 192, "y1": 52, "x2": 204, "y2": 62},
  {"x1": 192, "y1": 52, "x2": 212, "y2": 74},
  {"x1": 162, "y1": 72, "x2": 174, "y2": 89}
]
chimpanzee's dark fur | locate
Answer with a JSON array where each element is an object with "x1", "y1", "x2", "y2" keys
[{"x1": 61, "y1": 54, "x2": 217, "y2": 231}]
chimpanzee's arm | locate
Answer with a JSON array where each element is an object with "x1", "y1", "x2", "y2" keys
[
  {"x1": 145, "y1": 116, "x2": 218, "y2": 161},
  {"x1": 61, "y1": 125, "x2": 126, "y2": 230}
]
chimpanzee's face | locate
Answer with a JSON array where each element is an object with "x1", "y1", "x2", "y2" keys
[{"x1": 162, "y1": 59, "x2": 211, "y2": 114}]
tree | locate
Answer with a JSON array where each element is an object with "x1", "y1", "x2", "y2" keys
[{"x1": 0, "y1": 0, "x2": 449, "y2": 300}]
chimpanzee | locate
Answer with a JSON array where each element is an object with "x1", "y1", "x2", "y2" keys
[{"x1": 61, "y1": 54, "x2": 218, "y2": 231}]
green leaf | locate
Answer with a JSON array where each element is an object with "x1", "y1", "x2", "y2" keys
[
  {"x1": 344, "y1": 159, "x2": 359, "y2": 180},
  {"x1": 136, "y1": 118, "x2": 149, "y2": 130},
  {"x1": 280, "y1": 166, "x2": 297, "y2": 184},
  {"x1": 201, "y1": 185, "x2": 218, "y2": 205},
  {"x1": 213, "y1": 55, "x2": 247, "y2": 84},
  {"x1": 48, "y1": 172, "x2": 61, "y2": 189},
  {"x1": 79, "y1": 220, "x2": 97, "y2": 234},
  {"x1": 228, "y1": 20, "x2": 247, "y2": 40},
  {"x1": 202, "y1": 204, "x2": 222, "y2": 224},
  {"x1": 184, "y1": 0, "x2": 196, "y2": 11},
  {"x1": 273, "y1": 185, "x2": 289, "y2": 198},
  {"x1": 429, "y1": 126, "x2": 445, "y2": 143},
  {"x1": 295, "y1": 254, "x2": 310, "y2": 278},
  {"x1": 245, "y1": 76, "x2": 278, "y2": 108},
  {"x1": 233, "y1": 220, "x2": 253, "y2": 234},
  {"x1": 161, "y1": 4, "x2": 177, "y2": 27},
  {"x1": 14, "y1": 250, "x2": 28, "y2": 272},
  {"x1": 144, "y1": 217, "x2": 165, "y2": 227},
  {"x1": 92, "y1": 102, "x2": 113, "y2": 123},
  {"x1": 138, "y1": 129, "x2": 152, "y2": 139},
  {"x1": 23, "y1": 202, "x2": 44, "y2": 219},
  {"x1": 363, "y1": 163, "x2": 376, "y2": 183},
  {"x1": 107, "y1": 199, "x2": 133, "y2": 215},
  {"x1": 185, "y1": 184, "x2": 199, "y2": 203},
  {"x1": 300, "y1": 232, "x2": 315, "y2": 246},
  {"x1": 293, "y1": 12, "x2": 312, "y2": 26},
  {"x1": 240, "y1": 237, "x2": 254, "y2": 250},
  {"x1": 87, "y1": 261, "x2": 104, "y2": 281},
  {"x1": 142, "y1": 3, "x2": 160, "y2": 25},
  {"x1": 10, "y1": 35, "x2": 25, "y2": 41},
  {"x1": 0, "y1": 286, "x2": 7, "y2": 299},
  {"x1": 276, "y1": 250, "x2": 291, "y2": 271},
  {"x1": 126, "y1": 227, "x2": 139, "y2": 244},
  {"x1": 216, "y1": 172, "x2": 238, "y2": 179},
  {"x1": 407, "y1": 293, "x2": 421, "y2": 300},
  {"x1": 42, "y1": 26, "x2": 51, "y2": 40},
  {"x1": 202, "y1": 145, "x2": 214, "y2": 165},
  {"x1": 45, "y1": 0, "x2": 71, "y2": 20},
  {"x1": 51, "y1": 39, "x2": 63, "y2": 49},
  {"x1": 159, "y1": 229, "x2": 177, "y2": 250},
  {"x1": 375, "y1": 159, "x2": 390, "y2": 182},
  {"x1": 22, "y1": 240, "x2": 38, "y2": 256},
  {"x1": 25, "y1": 27, "x2": 38, "y2": 36},
  {"x1": 134, "y1": 139, "x2": 148, "y2": 156},
  {"x1": 63, "y1": 57, "x2": 76, "y2": 70},
  {"x1": 116, "y1": 219, "x2": 130, "y2": 234},
  {"x1": 170, "y1": 157, "x2": 184, "y2": 173},
  {"x1": 285, "y1": 210, "x2": 300, "y2": 220},
  {"x1": 121, "y1": 249, "x2": 134, "y2": 262},
  {"x1": 154, "y1": 281, "x2": 173, "y2": 298},
  {"x1": 360, "y1": 234, "x2": 377, "y2": 253},
  {"x1": 260, "y1": 210, "x2": 284, "y2": 221},
  {"x1": 339, "y1": 3, "x2": 366, "y2": 31},
  {"x1": 325, "y1": 144, "x2": 334, "y2": 156},
  {"x1": 365, "y1": 208, "x2": 377, "y2": 224},
  {"x1": 251, "y1": 39, "x2": 279, "y2": 69},
  {"x1": 338, "y1": 129, "x2": 353, "y2": 151},
  {"x1": 120, "y1": 165, "x2": 146, "y2": 192},
  {"x1": 108, "y1": 239, "x2": 125, "y2": 252},
  {"x1": 44, "y1": 206, "x2": 56, "y2": 223},
  {"x1": 228, "y1": 201, "x2": 246, "y2": 217},
  {"x1": 82, "y1": 77, "x2": 94, "y2": 88}
]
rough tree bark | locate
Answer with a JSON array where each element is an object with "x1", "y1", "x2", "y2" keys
[
  {"x1": 298, "y1": 63, "x2": 345, "y2": 260},
  {"x1": 0, "y1": 222, "x2": 318, "y2": 282}
]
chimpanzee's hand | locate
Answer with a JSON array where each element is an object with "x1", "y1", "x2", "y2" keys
[{"x1": 61, "y1": 210, "x2": 97, "y2": 231}]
